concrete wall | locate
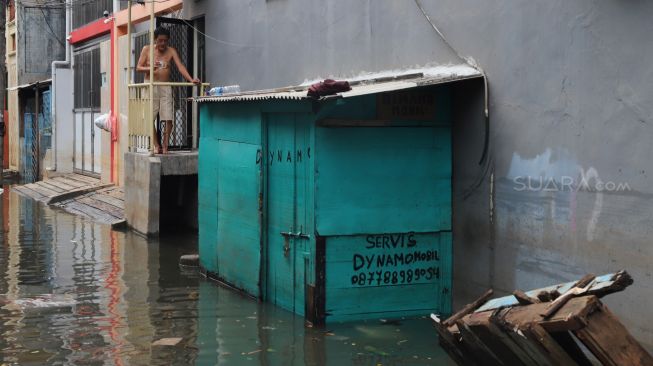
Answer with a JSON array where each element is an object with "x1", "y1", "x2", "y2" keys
[
  {"x1": 182, "y1": 1, "x2": 460, "y2": 90},
  {"x1": 125, "y1": 152, "x2": 162, "y2": 236},
  {"x1": 184, "y1": 0, "x2": 653, "y2": 347},
  {"x1": 52, "y1": 68, "x2": 74, "y2": 174},
  {"x1": 124, "y1": 152, "x2": 198, "y2": 236},
  {"x1": 16, "y1": 4, "x2": 65, "y2": 85}
]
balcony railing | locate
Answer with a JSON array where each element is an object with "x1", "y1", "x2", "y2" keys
[{"x1": 128, "y1": 82, "x2": 208, "y2": 153}]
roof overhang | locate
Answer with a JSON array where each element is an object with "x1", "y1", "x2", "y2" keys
[
  {"x1": 195, "y1": 64, "x2": 483, "y2": 103},
  {"x1": 8, "y1": 79, "x2": 52, "y2": 91}
]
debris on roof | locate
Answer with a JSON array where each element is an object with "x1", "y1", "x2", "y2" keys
[{"x1": 194, "y1": 64, "x2": 482, "y2": 103}]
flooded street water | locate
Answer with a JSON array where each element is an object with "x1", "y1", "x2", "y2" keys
[{"x1": 0, "y1": 185, "x2": 452, "y2": 366}]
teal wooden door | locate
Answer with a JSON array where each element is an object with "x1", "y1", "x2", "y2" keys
[
  {"x1": 216, "y1": 140, "x2": 263, "y2": 297},
  {"x1": 265, "y1": 114, "x2": 310, "y2": 314},
  {"x1": 315, "y1": 125, "x2": 453, "y2": 320}
]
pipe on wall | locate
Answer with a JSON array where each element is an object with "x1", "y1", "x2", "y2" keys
[
  {"x1": 49, "y1": 0, "x2": 72, "y2": 172},
  {"x1": 109, "y1": 0, "x2": 120, "y2": 182}
]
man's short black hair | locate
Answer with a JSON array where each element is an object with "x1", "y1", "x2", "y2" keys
[{"x1": 154, "y1": 26, "x2": 170, "y2": 39}]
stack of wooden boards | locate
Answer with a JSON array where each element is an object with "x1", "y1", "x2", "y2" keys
[{"x1": 433, "y1": 271, "x2": 653, "y2": 366}]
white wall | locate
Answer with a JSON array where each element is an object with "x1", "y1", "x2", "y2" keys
[{"x1": 53, "y1": 68, "x2": 74, "y2": 174}]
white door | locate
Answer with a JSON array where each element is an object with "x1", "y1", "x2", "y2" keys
[{"x1": 73, "y1": 45, "x2": 102, "y2": 177}]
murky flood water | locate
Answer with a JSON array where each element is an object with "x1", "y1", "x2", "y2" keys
[{"x1": 0, "y1": 186, "x2": 452, "y2": 366}]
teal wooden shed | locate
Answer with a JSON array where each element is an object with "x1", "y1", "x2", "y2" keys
[{"x1": 197, "y1": 67, "x2": 483, "y2": 323}]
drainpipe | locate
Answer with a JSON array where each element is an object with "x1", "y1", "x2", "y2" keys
[
  {"x1": 49, "y1": 0, "x2": 72, "y2": 172},
  {"x1": 109, "y1": 0, "x2": 119, "y2": 183}
]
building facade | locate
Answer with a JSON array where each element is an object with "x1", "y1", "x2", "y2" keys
[
  {"x1": 5, "y1": 0, "x2": 65, "y2": 182},
  {"x1": 51, "y1": 0, "x2": 185, "y2": 185},
  {"x1": 7, "y1": 0, "x2": 198, "y2": 186}
]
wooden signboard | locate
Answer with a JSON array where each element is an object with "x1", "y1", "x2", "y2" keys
[{"x1": 377, "y1": 90, "x2": 436, "y2": 120}]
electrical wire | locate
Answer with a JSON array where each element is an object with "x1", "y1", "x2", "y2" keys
[
  {"x1": 35, "y1": 0, "x2": 65, "y2": 47},
  {"x1": 413, "y1": 0, "x2": 466, "y2": 64},
  {"x1": 17, "y1": 0, "x2": 174, "y2": 9},
  {"x1": 17, "y1": 0, "x2": 259, "y2": 51},
  {"x1": 177, "y1": 18, "x2": 262, "y2": 48},
  {"x1": 413, "y1": 0, "x2": 492, "y2": 193}
]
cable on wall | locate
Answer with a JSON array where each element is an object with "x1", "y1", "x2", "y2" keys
[{"x1": 413, "y1": 0, "x2": 492, "y2": 190}]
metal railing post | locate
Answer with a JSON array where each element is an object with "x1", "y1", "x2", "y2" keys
[
  {"x1": 128, "y1": 82, "x2": 209, "y2": 153},
  {"x1": 127, "y1": 0, "x2": 132, "y2": 84},
  {"x1": 148, "y1": 0, "x2": 155, "y2": 154},
  {"x1": 127, "y1": 0, "x2": 132, "y2": 151}
]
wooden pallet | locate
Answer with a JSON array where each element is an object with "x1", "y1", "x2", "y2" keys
[{"x1": 433, "y1": 271, "x2": 653, "y2": 366}]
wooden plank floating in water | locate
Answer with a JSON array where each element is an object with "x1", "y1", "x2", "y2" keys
[
  {"x1": 51, "y1": 176, "x2": 87, "y2": 188},
  {"x1": 47, "y1": 184, "x2": 114, "y2": 204},
  {"x1": 11, "y1": 174, "x2": 103, "y2": 202},
  {"x1": 26, "y1": 183, "x2": 60, "y2": 198},
  {"x1": 12, "y1": 185, "x2": 47, "y2": 201},
  {"x1": 53, "y1": 187, "x2": 125, "y2": 225},
  {"x1": 91, "y1": 193, "x2": 125, "y2": 209},
  {"x1": 433, "y1": 271, "x2": 653, "y2": 366},
  {"x1": 61, "y1": 200, "x2": 123, "y2": 225},
  {"x1": 10, "y1": 174, "x2": 125, "y2": 226},
  {"x1": 77, "y1": 196, "x2": 124, "y2": 219},
  {"x1": 38, "y1": 181, "x2": 66, "y2": 193},
  {"x1": 69, "y1": 174, "x2": 101, "y2": 184},
  {"x1": 46, "y1": 178, "x2": 79, "y2": 191}
]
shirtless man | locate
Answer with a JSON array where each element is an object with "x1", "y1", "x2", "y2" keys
[{"x1": 136, "y1": 27, "x2": 200, "y2": 154}]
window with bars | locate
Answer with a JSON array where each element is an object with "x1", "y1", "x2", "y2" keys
[
  {"x1": 72, "y1": 0, "x2": 113, "y2": 30},
  {"x1": 133, "y1": 32, "x2": 149, "y2": 84},
  {"x1": 196, "y1": 17, "x2": 206, "y2": 83},
  {"x1": 73, "y1": 47, "x2": 101, "y2": 109}
]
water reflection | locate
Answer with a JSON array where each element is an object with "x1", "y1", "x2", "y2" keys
[{"x1": 0, "y1": 186, "x2": 452, "y2": 365}]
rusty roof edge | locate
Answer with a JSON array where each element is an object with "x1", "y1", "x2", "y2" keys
[
  {"x1": 416, "y1": 73, "x2": 484, "y2": 86},
  {"x1": 334, "y1": 73, "x2": 483, "y2": 100}
]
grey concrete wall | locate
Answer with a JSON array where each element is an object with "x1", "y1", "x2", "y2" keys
[
  {"x1": 17, "y1": 5, "x2": 66, "y2": 85},
  {"x1": 184, "y1": 0, "x2": 653, "y2": 346},
  {"x1": 125, "y1": 152, "x2": 162, "y2": 236},
  {"x1": 53, "y1": 68, "x2": 74, "y2": 174},
  {"x1": 182, "y1": 0, "x2": 460, "y2": 89},
  {"x1": 124, "y1": 152, "x2": 198, "y2": 236}
]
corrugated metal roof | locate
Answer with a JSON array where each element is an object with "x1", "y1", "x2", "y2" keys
[
  {"x1": 194, "y1": 64, "x2": 483, "y2": 103},
  {"x1": 7, "y1": 79, "x2": 52, "y2": 91},
  {"x1": 195, "y1": 89, "x2": 308, "y2": 103}
]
